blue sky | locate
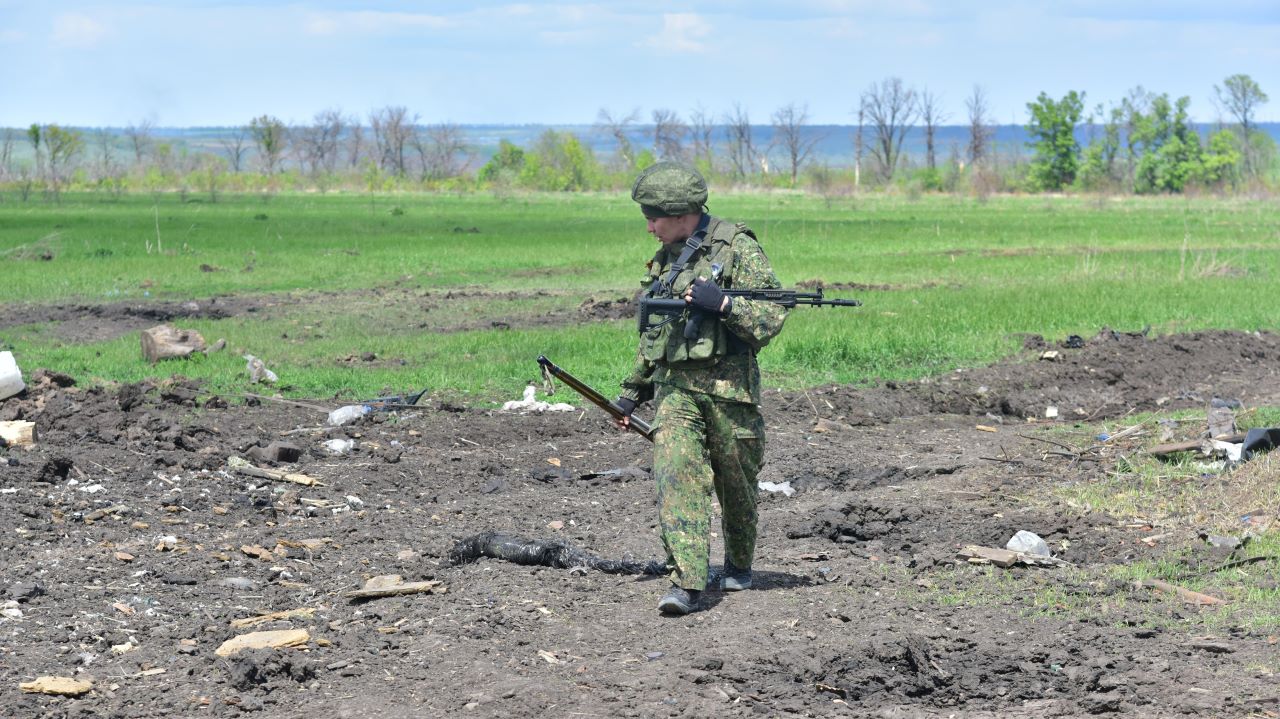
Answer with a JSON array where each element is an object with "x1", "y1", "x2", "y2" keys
[{"x1": 2, "y1": 1, "x2": 1277, "y2": 128}]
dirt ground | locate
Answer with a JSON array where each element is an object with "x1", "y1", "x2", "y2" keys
[{"x1": 2, "y1": 323, "x2": 1279, "y2": 718}]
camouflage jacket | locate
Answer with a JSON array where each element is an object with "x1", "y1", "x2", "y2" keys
[{"x1": 621, "y1": 215, "x2": 788, "y2": 406}]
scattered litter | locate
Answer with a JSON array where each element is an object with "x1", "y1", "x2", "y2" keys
[
  {"x1": 343, "y1": 575, "x2": 446, "y2": 600},
  {"x1": 1202, "y1": 534, "x2": 1245, "y2": 551},
  {"x1": 958, "y1": 545, "x2": 1069, "y2": 568},
  {"x1": 215, "y1": 628, "x2": 310, "y2": 657},
  {"x1": 1006, "y1": 530, "x2": 1051, "y2": 557},
  {"x1": 19, "y1": 676, "x2": 93, "y2": 696},
  {"x1": 1039, "y1": 350, "x2": 1060, "y2": 361},
  {"x1": 0, "y1": 351, "x2": 25, "y2": 400},
  {"x1": 345, "y1": 495, "x2": 364, "y2": 510},
  {"x1": 758, "y1": 480, "x2": 796, "y2": 497},
  {"x1": 230, "y1": 607, "x2": 316, "y2": 629},
  {"x1": 502, "y1": 384, "x2": 575, "y2": 413},
  {"x1": 141, "y1": 325, "x2": 207, "y2": 364},
  {"x1": 227, "y1": 455, "x2": 321, "y2": 486},
  {"x1": 243, "y1": 354, "x2": 278, "y2": 384},
  {"x1": 1063, "y1": 335, "x2": 1084, "y2": 349},
  {"x1": 327, "y1": 404, "x2": 370, "y2": 426},
  {"x1": 975, "y1": 425, "x2": 999, "y2": 433},
  {"x1": 1044, "y1": 406, "x2": 1059, "y2": 419},
  {"x1": 360, "y1": 387, "x2": 428, "y2": 410},
  {"x1": 322, "y1": 438, "x2": 355, "y2": 455}
]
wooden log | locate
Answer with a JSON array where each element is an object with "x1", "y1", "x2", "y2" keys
[
  {"x1": 0, "y1": 420, "x2": 36, "y2": 447},
  {"x1": 141, "y1": 324, "x2": 207, "y2": 364},
  {"x1": 1148, "y1": 433, "x2": 1245, "y2": 457},
  {"x1": 1136, "y1": 578, "x2": 1227, "y2": 605},
  {"x1": 226, "y1": 455, "x2": 321, "y2": 486}
]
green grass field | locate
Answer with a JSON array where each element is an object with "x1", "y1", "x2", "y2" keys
[{"x1": 1, "y1": 191, "x2": 1277, "y2": 402}]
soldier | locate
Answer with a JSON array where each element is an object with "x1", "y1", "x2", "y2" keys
[{"x1": 615, "y1": 162, "x2": 789, "y2": 615}]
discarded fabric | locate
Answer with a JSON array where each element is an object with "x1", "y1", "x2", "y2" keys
[{"x1": 502, "y1": 384, "x2": 575, "y2": 413}]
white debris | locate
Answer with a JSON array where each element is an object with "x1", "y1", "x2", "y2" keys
[
  {"x1": 322, "y1": 438, "x2": 355, "y2": 455},
  {"x1": 327, "y1": 404, "x2": 369, "y2": 426},
  {"x1": 758, "y1": 480, "x2": 796, "y2": 497},
  {"x1": 243, "y1": 354, "x2": 278, "y2": 384},
  {"x1": 1006, "y1": 530, "x2": 1050, "y2": 557},
  {"x1": 502, "y1": 384, "x2": 575, "y2": 413}
]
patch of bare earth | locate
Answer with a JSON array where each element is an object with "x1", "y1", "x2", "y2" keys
[{"x1": 1, "y1": 329, "x2": 1278, "y2": 717}]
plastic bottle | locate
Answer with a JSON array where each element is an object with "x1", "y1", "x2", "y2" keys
[
  {"x1": 327, "y1": 404, "x2": 370, "y2": 426},
  {"x1": 0, "y1": 351, "x2": 25, "y2": 400}
]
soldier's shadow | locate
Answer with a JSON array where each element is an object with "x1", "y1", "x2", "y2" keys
[{"x1": 638, "y1": 567, "x2": 814, "y2": 612}]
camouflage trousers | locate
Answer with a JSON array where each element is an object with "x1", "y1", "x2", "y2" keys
[{"x1": 652, "y1": 385, "x2": 765, "y2": 590}]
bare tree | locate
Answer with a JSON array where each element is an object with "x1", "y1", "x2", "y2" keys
[
  {"x1": 249, "y1": 115, "x2": 288, "y2": 174},
  {"x1": 651, "y1": 108, "x2": 687, "y2": 161},
  {"x1": 853, "y1": 105, "x2": 865, "y2": 188},
  {"x1": 346, "y1": 123, "x2": 365, "y2": 168},
  {"x1": 595, "y1": 107, "x2": 640, "y2": 170},
  {"x1": 919, "y1": 89, "x2": 948, "y2": 171},
  {"x1": 0, "y1": 128, "x2": 16, "y2": 181},
  {"x1": 724, "y1": 103, "x2": 758, "y2": 180},
  {"x1": 861, "y1": 77, "x2": 918, "y2": 182},
  {"x1": 92, "y1": 129, "x2": 121, "y2": 188},
  {"x1": 219, "y1": 126, "x2": 250, "y2": 173},
  {"x1": 770, "y1": 102, "x2": 821, "y2": 187},
  {"x1": 412, "y1": 123, "x2": 469, "y2": 181},
  {"x1": 124, "y1": 119, "x2": 153, "y2": 167},
  {"x1": 369, "y1": 106, "x2": 417, "y2": 176},
  {"x1": 296, "y1": 109, "x2": 345, "y2": 176},
  {"x1": 964, "y1": 84, "x2": 994, "y2": 168},
  {"x1": 688, "y1": 105, "x2": 715, "y2": 169}
]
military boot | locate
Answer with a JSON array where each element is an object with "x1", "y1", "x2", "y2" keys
[
  {"x1": 721, "y1": 558, "x2": 752, "y2": 591},
  {"x1": 657, "y1": 586, "x2": 701, "y2": 615}
]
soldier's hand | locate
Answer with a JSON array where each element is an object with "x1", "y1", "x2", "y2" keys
[
  {"x1": 615, "y1": 397, "x2": 636, "y2": 430},
  {"x1": 687, "y1": 277, "x2": 732, "y2": 316}
]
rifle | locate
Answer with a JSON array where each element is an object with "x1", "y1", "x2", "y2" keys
[
  {"x1": 638, "y1": 287, "x2": 861, "y2": 337},
  {"x1": 537, "y1": 355, "x2": 654, "y2": 442}
]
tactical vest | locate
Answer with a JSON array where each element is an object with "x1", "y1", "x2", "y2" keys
[{"x1": 638, "y1": 217, "x2": 754, "y2": 366}]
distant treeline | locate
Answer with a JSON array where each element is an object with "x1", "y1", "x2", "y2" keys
[{"x1": 2, "y1": 75, "x2": 1275, "y2": 199}]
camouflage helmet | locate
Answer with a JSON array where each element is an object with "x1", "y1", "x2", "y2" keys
[{"x1": 631, "y1": 162, "x2": 708, "y2": 218}]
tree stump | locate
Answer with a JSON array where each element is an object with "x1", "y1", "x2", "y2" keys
[{"x1": 141, "y1": 325, "x2": 207, "y2": 364}]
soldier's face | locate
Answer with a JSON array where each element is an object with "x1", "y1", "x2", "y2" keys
[{"x1": 646, "y1": 213, "x2": 699, "y2": 246}]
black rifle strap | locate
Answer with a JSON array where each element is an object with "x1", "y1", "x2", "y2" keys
[{"x1": 651, "y1": 215, "x2": 710, "y2": 298}]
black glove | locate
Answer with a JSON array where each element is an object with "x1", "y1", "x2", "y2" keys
[
  {"x1": 615, "y1": 397, "x2": 637, "y2": 418},
  {"x1": 688, "y1": 278, "x2": 732, "y2": 316}
]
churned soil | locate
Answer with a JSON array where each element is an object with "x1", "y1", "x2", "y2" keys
[{"x1": 2, "y1": 328, "x2": 1279, "y2": 718}]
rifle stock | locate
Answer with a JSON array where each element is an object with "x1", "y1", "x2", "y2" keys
[{"x1": 537, "y1": 355, "x2": 654, "y2": 442}]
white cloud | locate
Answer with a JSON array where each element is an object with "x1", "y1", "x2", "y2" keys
[
  {"x1": 304, "y1": 11, "x2": 452, "y2": 36},
  {"x1": 643, "y1": 13, "x2": 711, "y2": 53},
  {"x1": 52, "y1": 12, "x2": 107, "y2": 49}
]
